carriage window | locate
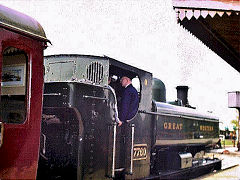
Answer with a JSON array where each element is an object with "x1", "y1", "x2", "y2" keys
[{"x1": 0, "y1": 47, "x2": 28, "y2": 124}]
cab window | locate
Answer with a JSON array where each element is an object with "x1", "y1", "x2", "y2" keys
[
  {"x1": 132, "y1": 77, "x2": 141, "y2": 93},
  {"x1": 0, "y1": 47, "x2": 28, "y2": 124},
  {"x1": 109, "y1": 65, "x2": 142, "y2": 103}
]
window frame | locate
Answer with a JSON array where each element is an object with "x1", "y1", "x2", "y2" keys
[{"x1": 0, "y1": 45, "x2": 30, "y2": 125}]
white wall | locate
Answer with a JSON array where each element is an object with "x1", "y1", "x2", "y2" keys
[{"x1": 1, "y1": 0, "x2": 240, "y2": 126}]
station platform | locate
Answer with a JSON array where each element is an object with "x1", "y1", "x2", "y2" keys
[
  {"x1": 210, "y1": 147, "x2": 240, "y2": 156},
  {"x1": 195, "y1": 149, "x2": 240, "y2": 179},
  {"x1": 209, "y1": 147, "x2": 240, "y2": 171}
]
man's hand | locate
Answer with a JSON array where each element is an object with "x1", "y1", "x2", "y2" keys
[{"x1": 118, "y1": 121, "x2": 123, "y2": 127}]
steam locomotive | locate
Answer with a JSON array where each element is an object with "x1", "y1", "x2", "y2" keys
[{"x1": 37, "y1": 54, "x2": 221, "y2": 179}]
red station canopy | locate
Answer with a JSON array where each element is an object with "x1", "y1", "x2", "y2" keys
[{"x1": 172, "y1": 0, "x2": 240, "y2": 73}]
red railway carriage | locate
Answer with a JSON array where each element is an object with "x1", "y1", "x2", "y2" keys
[{"x1": 0, "y1": 5, "x2": 49, "y2": 179}]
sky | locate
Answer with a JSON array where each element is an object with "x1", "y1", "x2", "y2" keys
[{"x1": 1, "y1": 0, "x2": 240, "y2": 128}]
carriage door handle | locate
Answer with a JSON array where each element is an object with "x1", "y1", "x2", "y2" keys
[{"x1": 0, "y1": 122, "x2": 4, "y2": 148}]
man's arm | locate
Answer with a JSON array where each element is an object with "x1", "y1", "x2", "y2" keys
[{"x1": 119, "y1": 89, "x2": 131, "y2": 122}]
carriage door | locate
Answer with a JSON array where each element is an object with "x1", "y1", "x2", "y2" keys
[{"x1": 0, "y1": 47, "x2": 32, "y2": 179}]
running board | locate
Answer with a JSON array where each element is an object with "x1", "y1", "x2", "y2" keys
[
  {"x1": 147, "y1": 159, "x2": 221, "y2": 180},
  {"x1": 221, "y1": 162, "x2": 239, "y2": 170}
]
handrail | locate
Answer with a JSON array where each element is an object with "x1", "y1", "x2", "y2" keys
[
  {"x1": 0, "y1": 122, "x2": 3, "y2": 148},
  {"x1": 129, "y1": 124, "x2": 135, "y2": 175},
  {"x1": 105, "y1": 85, "x2": 121, "y2": 124},
  {"x1": 44, "y1": 93, "x2": 62, "y2": 96},
  {"x1": 83, "y1": 95, "x2": 108, "y2": 101},
  {"x1": 105, "y1": 85, "x2": 121, "y2": 178},
  {"x1": 139, "y1": 110, "x2": 219, "y2": 122},
  {"x1": 111, "y1": 122, "x2": 117, "y2": 178}
]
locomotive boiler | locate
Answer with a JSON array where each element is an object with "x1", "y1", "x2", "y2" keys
[{"x1": 37, "y1": 54, "x2": 221, "y2": 180}]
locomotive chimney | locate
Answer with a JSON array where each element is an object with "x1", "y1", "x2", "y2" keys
[{"x1": 176, "y1": 86, "x2": 189, "y2": 106}]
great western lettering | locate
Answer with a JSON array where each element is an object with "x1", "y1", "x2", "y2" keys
[{"x1": 163, "y1": 122, "x2": 183, "y2": 130}]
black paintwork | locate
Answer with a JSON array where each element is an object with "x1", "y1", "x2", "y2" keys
[{"x1": 37, "y1": 54, "x2": 221, "y2": 180}]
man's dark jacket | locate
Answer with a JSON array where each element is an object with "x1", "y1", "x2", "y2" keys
[{"x1": 119, "y1": 84, "x2": 139, "y2": 122}]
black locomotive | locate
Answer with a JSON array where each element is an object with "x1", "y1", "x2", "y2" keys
[{"x1": 37, "y1": 54, "x2": 221, "y2": 180}]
